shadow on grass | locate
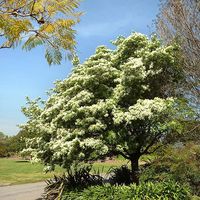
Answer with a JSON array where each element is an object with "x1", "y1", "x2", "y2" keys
[{"x1": 15, "y1": 160, "x2": 30, "y2": 163}]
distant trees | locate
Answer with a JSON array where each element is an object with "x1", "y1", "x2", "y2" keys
[
  {"x1": 21, "y1": 33, "x2": 184, "y2": 184},
  {"x1": 0, "y1": 129, "x2": 38, "y2": 157},
  {"x1": 0, "y1": 132, "x2": 10, "y2": 157},
  {"x1": 0, "y1": 0, "x2": 81, "y2": 65},
  {"x1": 156, "y1": 0, "x2": 200, "y2": 117},
  {"x1": 8, "y1": 129, "x2": 35, "y2": 153}
]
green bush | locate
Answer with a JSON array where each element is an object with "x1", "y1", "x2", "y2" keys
[
  {"x1": 43, "y1": 165, "x2": 103, "y2": 200},
  {"x1": 141, "y1": 142, "x2": 200, "y2": 196},
  {"x1": 109, "y1": 165, "x2": 132, "y2": 185},
  {"x1": 62, "y1": 181, "x2": 190, "y2": 200},
  {"x1": 0, "y1": 132, "x2": 10, "y2": 157}
]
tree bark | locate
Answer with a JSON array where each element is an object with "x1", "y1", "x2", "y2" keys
[{"x1": 130, "y1": 155, "x2": 140, "y2": 185}]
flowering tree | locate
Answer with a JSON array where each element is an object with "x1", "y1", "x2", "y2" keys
[{"x1": 22, "y1": 33, "x2": 183, "y2": 184}]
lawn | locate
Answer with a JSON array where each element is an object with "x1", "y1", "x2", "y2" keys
[
  {"x1": 0, "y1": 158, "x2": 64, "y2": 185},
  {"x1": 0, "y1": 157, "x2": 128, "y2": 186},
  {"x1": 92, "y1": 157, "x2": 129, "y2": 174}
]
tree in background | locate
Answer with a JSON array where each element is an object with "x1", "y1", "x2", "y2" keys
[
  {"x1": 0, "y1": 0, "x2": 81, "y2": 65},
  {"x1": 0, "y1": 130, "x2": 32, "y2": 156},
  {"x1": 156, "y1": 0, "x2": 200, "y2": 118},
  {"x1": 8, "y1": 129, "x2": 39, "y2": 153},
  {"x1": 21, "y1": 33, "x2": 184, "y2": 184},
  {"x1": 0, "y1": 132, "x2": 10, "y2": 157}
]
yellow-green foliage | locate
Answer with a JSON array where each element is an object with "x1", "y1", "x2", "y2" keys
[
  {"x1": 62, "y1": 181, "x2": 190, "y2": 200},
  {"x1": 0, "y1": 0, "x2": 81, "y2": 65}
]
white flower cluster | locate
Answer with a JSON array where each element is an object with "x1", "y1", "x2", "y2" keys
[
  {"x1": 21, "y1": 32, "x2": 180, "y2": 169},
  {"x1": 113, "y1": 98, "x2": 174, "y2": 124}
]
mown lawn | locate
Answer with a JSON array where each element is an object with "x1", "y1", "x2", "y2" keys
[
  {"x1": 0, "y1": 157, "x2": 128, "y2": 186},
  {"x1": 0, "y1": 158, "x2": 64, "y2": 185},
  {"x1": 92, "y1": 158, "x2": 129, "y2": 174}
]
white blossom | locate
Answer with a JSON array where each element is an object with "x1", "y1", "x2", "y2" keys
[{"x1": 21, "y1": 32, "x2": 181, "y2": 170}]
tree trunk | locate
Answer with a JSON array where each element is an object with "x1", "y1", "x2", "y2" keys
[{"x1": 130, "y1": 156, "x2": 140, "y2": 185}]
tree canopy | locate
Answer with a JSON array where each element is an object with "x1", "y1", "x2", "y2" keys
[
  {"x1": 22, "y1": 33, "x2": 184, "y2": 184},
  {"x1": 0, "y1": 132, "x2": 10, "y2": 157},
  {"x1": 0, "y1": 0, "x2": 81, "y2": 65},
  {"x1": 156, "y1": 0, "x2": 200, "y2": 117}
]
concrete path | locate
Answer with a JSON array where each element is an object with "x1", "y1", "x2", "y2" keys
[{"x1": 0, "y1": 182, "x2": 45, "y2": 200}]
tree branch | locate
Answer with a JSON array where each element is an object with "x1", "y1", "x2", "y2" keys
[
  {"x1": 0, "y1": 42, "x2": 13, "y2": 49},
  {"x1": 145, "y1": 145, "x2": 162, "y2": 155},
  {"x1": 141, "y1": 132, "x2": 163, "y2": 155}
]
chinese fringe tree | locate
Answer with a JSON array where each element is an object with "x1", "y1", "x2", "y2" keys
[{"x1": 21, "y1": 33, "x2": 183, "y2": 184}]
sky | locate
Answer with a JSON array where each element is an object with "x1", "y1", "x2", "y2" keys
[{"x1": 0, "y1": 0, "x2": 160, "y2": 135}]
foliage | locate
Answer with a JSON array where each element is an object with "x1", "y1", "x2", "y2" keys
[
  {"x1": 0, "y1": 132, "x2": 10, "y2": 157},
  {"x1": 192, "y1": 196, "x2": 200, "y2": 200},
  {"x1": 164, "y1": 120, "x2": 200, "y2": 144},
  {"x1": 43, "y1": 165, "x2": 103, "y2": 200},
  {"x1": 156, "y1": 0, "x2": 200, "y2": 117},
  {"x1": 21, "y1": 33, "x2": 185, "y2": 184},
  {"x1": 141, "y1": 142, "x2": 200, "y2": 196},
  {"x1": 108, "y1": 165, "x2": 132, "y2": 185},
  {"x1": 0, "y1": 0, "x2": 81, "y2": 65},
  {"x1": 8, "y1": 128, "x2": 42, "y2": 154},
  {"x1": 0, "y1": 128, "x2": 42, "y2": 156},
  {"x1": 62, "y1": 181, "x2": 190, "y2": 200}
]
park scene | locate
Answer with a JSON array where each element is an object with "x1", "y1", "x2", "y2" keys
[{"x1": 0, "y1": 0, "x2": 199, "y2": 199}]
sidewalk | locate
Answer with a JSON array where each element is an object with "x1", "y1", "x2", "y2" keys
[{"x1": 0, "y1": 182, "x2": 45, "y2": 200}]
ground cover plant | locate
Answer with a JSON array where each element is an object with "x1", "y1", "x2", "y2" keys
[
  {"x1": 42, "y1": 164, "x2": 191, "y2": 200},
  {"x1": 62, "y1": 181, "x2": 190, "y2": 200}
]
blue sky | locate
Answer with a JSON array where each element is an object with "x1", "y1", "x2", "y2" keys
[{"x1": 0, "y1": 0, "x2": 159, "y2": 135}]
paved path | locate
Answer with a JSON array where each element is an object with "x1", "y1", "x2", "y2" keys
[{"x1": 0, "y1": 182, "x2": 45, "y2": 200}]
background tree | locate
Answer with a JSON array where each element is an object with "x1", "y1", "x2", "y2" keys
[
  {"x1": 156, "y1": 0, "x2": 200, "y2": 118},
  {"x1": 0, "y1": 130, "x2": 35, "y2": 156},
  {"x1": 8, "y1": 129, "x2": 39, "y2": 153},
  {"x1": 0, "y1": 132, "x2": 10, "y2": 157},
  {"x1": 21, "y1": 33, "x2": 184, "y2": 184},
  {"x1": 0, "y1": 0, "x2": 81, "y2": 65}
]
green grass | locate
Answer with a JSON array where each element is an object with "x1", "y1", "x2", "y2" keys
[
  {"x1": 92, "y1": 158, "x2": 129, "y2": 174},
  {"x1": 0, "y1": 155, "x2": 150, "y2": 185},
  {"x1": 0, "y1": 158, "x2": 64, "y2": 185},
  {"x1": 0, "y1": 158, "x2": 127, "y2": 186}
]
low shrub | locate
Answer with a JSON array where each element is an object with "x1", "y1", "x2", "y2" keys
[
  {"x1": 62, "y1": 180, "x2": 190, "y2": 200},
  {"x1": 141, "y1": 142, "x2": 200, "y2": 196},
  {"x1": 108, "y1": 165, "x2": 132, "y2": 185},
  {"x1": 43, "y1": 165, "x2": 103, "y2": 200}
]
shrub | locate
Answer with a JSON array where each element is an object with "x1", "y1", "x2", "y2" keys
[
  {"x1": 62, "y1": 180, "x2": 190, "y2": 200},
  {"x1": 108, "y1": 165, "x2": 132, "y2": 185},
  {"x1": 141, "y1": 142, "x2": 200, "y2": 196},
  {"x1": 43, "y1": 165, "x2": 103, "y2": 200}
]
